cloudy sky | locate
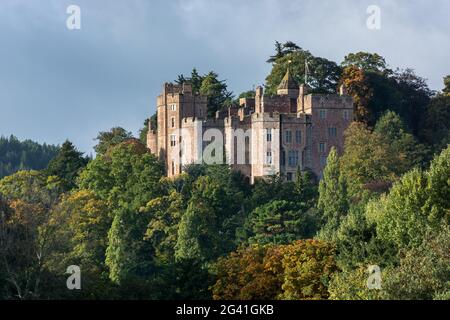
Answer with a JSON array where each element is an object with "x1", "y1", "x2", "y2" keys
[{"x1": 0, "y1": 0, "x2": 449, "y2": 153}]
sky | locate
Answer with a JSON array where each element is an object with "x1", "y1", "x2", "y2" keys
[{"x1": 0, "y1": 0, "x2": 449, "y2": 154}]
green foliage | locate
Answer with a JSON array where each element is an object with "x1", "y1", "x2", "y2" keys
[
  {"x1": 177, "y1": 69, "x2": 234, "y2": 117},
  {"x1": 382, "y1": 227, "x2": 450, "y2": 300},
  {"x1": 139, "y1": 118, "x2": 150, "y2": 145},
  {"x1": 328, "y1": 265, "x2": 385, "y2": 300},
  {"x1": 279, "y1": 240, "x2": 337, "y2": 300},
  {"x1": 266, "y1": 41, "x2": 301, "y2": 63},
  {"x1": 444, "y1": 75, "x2": 450, "y2": 95},
  {"x1": 0, "y1": 135, "x2": 59, "y2": 179},
  {"x1": 317, "y1": 148, "x2": 349, "y2": 240},
  {"x1": 265, "y1": 43, "x2": 341, "y2": 95},
  {"x1": 200, "y1": 72, "x2": 234, "y2": 116},
  {"x1": 340, "y1": 55, "x2": 431, "y2": 132},
  {"x1": 374, "y1": 110, "x2": 428, "y2": 170},
  {"x1": 250, "y1": 174, "x2": 297, "y2": 208},
  {"x1": 334, "y1": 204, "x2": 397, "y2": 271},
  {"x1": 245, "y1": 200, "x2": 316, "y2": 245},
  {"x1": 367, "y1": 146, "x2": 450, "y2": 251},
  {"x1": 79, "y1": 140, "x2": 164, "y2": 286},
  {"x1": 143, "y1": 190, "x2": 185, "y2": 262},
  {"x1": 340, "y1": 122, "x2": 405, "y2": 197},
  {"x1": 0, "y1": 171, "x2": 63, "y2": 299},
  {"x1": 175, "y1": 175, "x2": 238, "y2": 263},
  {"x1": 238, "y1": 90, "x2": 255, "y2": 99},
  {"x1": 94, "y1": 127, "x2": 133, "y2": 155},
  {"x1": 421, "y1": 94, "x2": 450, "y2": 152},
  {"x1": 46, "y1": 140, "x2": 88, "y2": 190},
  {"x1": 341, "y1": 52, "x2": 389, "y2": 73}
]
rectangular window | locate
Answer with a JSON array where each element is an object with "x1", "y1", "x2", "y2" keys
[
  {"x1": 320, "y1": 155, "x2": 327, "y2": 167},
  {"x1": 288, "y1": 150, "x2": 299, "y2": 167},
  {"x1": 266, "y1": 151, "x2": 272, "y2": 165},
  {"x1": 319, "y1": 109, "x2": 327, "y2": 119},
  {"x1": 328, "y1": 127, "x2": 337, "y2": 137},
  {"x1": 319, "y1": 142, "x2": 326, "y2": 153},
  {"x1": 286, "y1": 172, "x2": 293, "y2": 181},
  {"x1": 285, "y1": 130, "x2": 292, "y2": 143},
  {"x1": 170, "y1": 104, "x2": 177, "y2": 111},
  {"x1": 343, "y1": 109, "x2": 350, "y2": 120},
  {"x1": 295, "y1": 130, "x2": 302, "y2": 144},
  {"x1": 281, "y1": 150, "x2": 286, "y2": 166},
  {"x1": 171, "y1": 117, "x2": 175, "y2": 128},
  {"x1": 266, "y1": 128, "x2": 272, "y2": 142},
  {"x1": 170, "y1": 134, "x2": 176, "y2": 147}
]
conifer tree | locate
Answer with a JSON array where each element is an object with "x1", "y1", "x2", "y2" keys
[
  {"x1": 317, "y1": 148, "x2": 349, "y2": 240},
  {"x1": 46, "y1": 140, "x2": 88, "y2": 191}
]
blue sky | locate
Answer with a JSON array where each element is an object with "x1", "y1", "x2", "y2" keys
[{"x1": 0, "y1": 0, "x2": 449, "y2": 154}]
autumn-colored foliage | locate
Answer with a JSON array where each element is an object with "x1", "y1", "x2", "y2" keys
[{"x1": 212, "y1": 240, "x2": 337, "y2": 300}]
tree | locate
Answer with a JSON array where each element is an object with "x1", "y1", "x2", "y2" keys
[
  {"x1": 444, "y1": 75, "x2": 450, "y2": 96},
  {"x1": 382, "y1": 227, "x2": 450, "y2": 300},
  {"x1": 176, "y1": 68, "x2": 203, "y2": 93},
  {"x1": 78, "y1": 139, "x2": 165, "y2": 287},
  {"x1": 393, "y1": 69, "x2": 431, "y2": 135},
  {"x1": 250, "y1": 174, "x2": 297, "y2": 209},
  {"x1": 266, "y1": 41, "x2": 301, "y2": 64},
  {"x1": 176, "y1": 69, "x2": 233, "y2": 117},
  {"x1": 213, "y1": 240, "x2": 336, "y2": 300},
  {"x1": 294, "y1": 168, "x2": 318, "y2": 207},
  {"x1": 340, "y1": 122, "x2": 398, "y2": 197},
  {"x1": 341, "y1": 52, "x2": 389, "y2": 73},
  {"x1": 139, "y1": 118, "x2": 150, "y2": 145},
  {"x1": 42, "y1": 189, "x2": 114, "y2": 299},
  {"x1": 374, "y1": 110, "x2": 427, "y2": 171},
  {"x1": 317, "y1": 148, "x2": 349, "y2": 240},
  {"x1": 265, "y1": 47, "x2": 341, "y2": 95},
  {"x1": 200, "y1": 71, "x2": 234, "y2": 117},
  {"x1": 175, "y1": 176, "x2": 228, "y2": 263},
  {"x1": 212, "y1": 245, "x2": 284, "y2": 300},
  {"x1": 0, "y1": 135, "x2": 59, "y2": 179},
  {"x1": 340, "y1": 66, "x2": 373, "y2": 122},
  {"x1": 340, "y1": 54, "x2": 431, "y2": 131},
  {"x1": 328, "y1": 265, "x2": 385, "y2": 300},
  {"x1": 331, "y1": 202, "x2": 398, "y2": 277},
  {"x1": 366, "y1": 145, "x2": 450, "y2": 250},
  {"x1": 245, "y1": 200, "x2": 315, "y2": 245},
  {"x1": 421, "y1": 87, "x2": 450, "y2": 152},
  {"x1": 46, "y1": 140, "x2": 88, "y2": 191},
  {"x1": 0, "y1": 171, "x2": 63, "y2": 299},
  {"x1": 143, "y1": 190, "x2": 185, "y2": 262},
  {"x1": 279, "y1": 240, "x2": 337, "y2": 300},
  {"x1": 94, "y1": 127, "x2": 133, "y2": 155}
]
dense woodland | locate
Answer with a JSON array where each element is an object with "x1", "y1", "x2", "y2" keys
[
  {"x1": 0, "y1": 136, "x2": 59, "y2": 179},
  {"x1": 0, "y1": 42, "x2": 449, "y2": 300}
]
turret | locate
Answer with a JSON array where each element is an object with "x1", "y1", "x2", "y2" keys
[{"x1": 277, "y1": 68, "x2": 299, "y2": 98}]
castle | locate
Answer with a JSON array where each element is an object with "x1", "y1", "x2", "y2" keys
[{"x1": 147, "y1": 70, "x2": 354, "y2": 183}]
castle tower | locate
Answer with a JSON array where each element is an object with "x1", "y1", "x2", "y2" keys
[
  {"x1": 153, "y1": 82, "x2": 208, "y2": 177},
  {"x1": 277, "y1": 68, "x2": 299, "y2": 98}
]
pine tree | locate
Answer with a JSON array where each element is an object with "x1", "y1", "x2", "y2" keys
[
  {"x1": 317, "y1": 148, "x2": 349, "y2": 240},
  {"x1": 46, "y1": 140, "x2": 88, "y2": 191}
]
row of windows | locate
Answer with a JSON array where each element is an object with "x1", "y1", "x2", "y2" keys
[
  {"x1": 268, "y1": 128, "x2": 337, "y2": 144},
  {"x1": 279, "y1": 150, "x2": 300, "y2": 167},
  {"x1": 266, "y1": 129, "x2": 304, "y2": 144},
  {"x1": 318, "y1": 109, "x2": 351, "y2": 120}
]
